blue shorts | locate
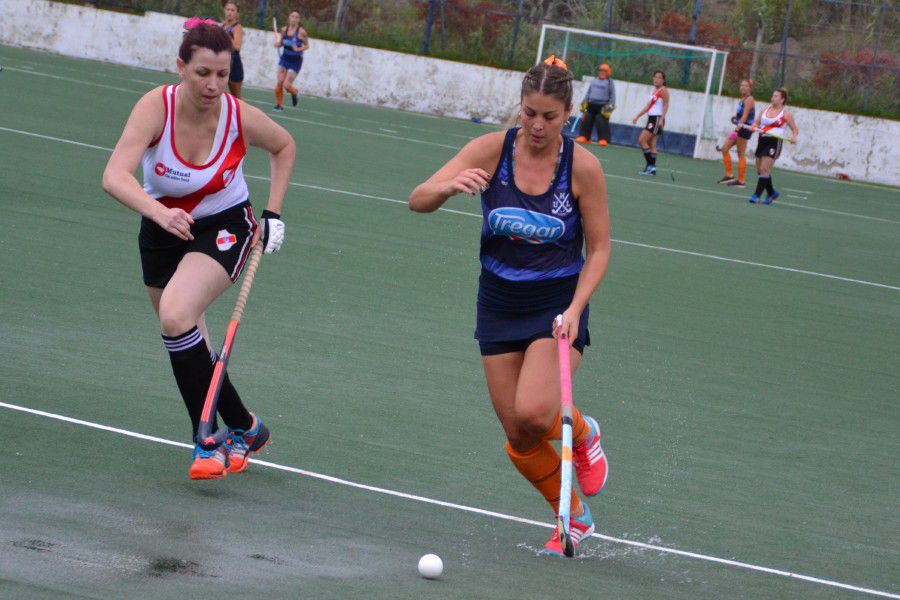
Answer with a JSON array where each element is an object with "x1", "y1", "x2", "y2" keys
[
  {"x1": 230, "y1": 52, "x2": 244, "y2": 83},
  {"x1": 475, "y1": 268, "x2": 590, "y2": 356},
  {"x1": 279, "y1": 54, "x2": 303, "y2": 73}
]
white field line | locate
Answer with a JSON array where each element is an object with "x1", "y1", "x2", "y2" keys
[
  {"x1": 1, "y1": 124, "x2": 896, "y2": 293},
  {"x1": 1, "y1": 64, "x2": 461, "y2": 150},
  {"x1": 249, "y1": 175, "x2": 897, "y2": 291},
  {"x1": 784, "y1": 187, "x2": 813, "y2": 194},
  {"x1": 788, "y1": 194, "x2": 809, "y2": 199},
  {"x1": 602, "y1": 173, "x2": 900, "y2": 224},
  {"x1": 4, "y1": 54, "x2": 900, "y2": 192},
  {"x1": 3, "y1": 56, "x2": 477, "y2": 139},
  {"x1": 4, "y1": 63, "x2": 897, "y2": 221},
  {"x1": 1, "y1": 401, "x2": 897, "y2": 599}
]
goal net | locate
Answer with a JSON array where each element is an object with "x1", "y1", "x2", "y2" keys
[{"x1": 535, "y1": 25, "x2": 728, "y2": 157}]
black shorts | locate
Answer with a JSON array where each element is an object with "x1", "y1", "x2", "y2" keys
[
  {"x1": 755, "y1": 136, "x2": 783, "y2": 160},
  {"x1": 645, "y1": 115, "x2": 663, "y2": 135},
  {"x1": 479, "y1": 333, "x2": 587, "y2": 356},
  {"x1": 139, "y1": 201, "x2": 257, "y2": 288},
  {"x1": 737, "y1": 127, "x2": 753, "y2": 140},
  {"x1": 475, "y1": 269, "x2": 590, "y2": 356},
  {"x1": 230, "y1": 52, "x2": 244, "y2": 83}
]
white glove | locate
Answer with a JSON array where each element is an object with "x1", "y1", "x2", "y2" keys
[{"x1": 260, "y1": 210, "x2": 285, "y2": 254}]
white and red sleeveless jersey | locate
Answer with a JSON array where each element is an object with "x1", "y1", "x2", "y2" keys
[
  {"x1": 142, "y1": 84, "x2": 249, "y2": 219},
  {"x1": 648, "y1": 87, "x2": 665, "y2": 116},
  {"x1": 759, "y1": 104, "x2": 787, "y2": 138}
]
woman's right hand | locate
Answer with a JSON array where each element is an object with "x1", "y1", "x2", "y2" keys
[
  {"x1": 443, "y1": 168, "x2": 491, "y2": 197},
  {"x1": 153, "y1": 206, "x2": 194, "y2": 240},
  {"x1": 631, "y1": 116, "x2": 638, "y2": 125}
]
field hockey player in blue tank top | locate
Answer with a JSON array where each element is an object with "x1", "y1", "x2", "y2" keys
[
  {"x1": 273, "y1": 10, "x2": 309, "y2": 112},
  {"x1": 409, "y1": 56, "x2": 612, "y2": 557}
]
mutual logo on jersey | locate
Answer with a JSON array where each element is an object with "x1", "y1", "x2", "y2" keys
[
  {"x1": 154, "y1": 162, "x2": 191, "y2": 182},
  {"x1": 216, "y1": 229, "x2": 237, "y2": 251},
  {"x1": 488, "y1": 207, "x2": 565, "y2": 244},
  {"x1": 551, "y1": 192, "x2": 573, "y2": 217}
]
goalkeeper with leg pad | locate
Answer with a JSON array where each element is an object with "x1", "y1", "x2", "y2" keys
[{"x1": 575, "y1": 64, "x2": 615, "y2": 146}]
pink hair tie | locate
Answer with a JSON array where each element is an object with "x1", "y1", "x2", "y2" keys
[{"x1": 183, "y1": 17, "x2": 218, "y2": 30}]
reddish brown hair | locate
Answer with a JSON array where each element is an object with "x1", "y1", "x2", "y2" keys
[
  {"x1": 521, "y1": 57, "x2": 574, "y2": 109},
  {"x1": 179, "y1": 22, "x2": 233, "y2": 63}
]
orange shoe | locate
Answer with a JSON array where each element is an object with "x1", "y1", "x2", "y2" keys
[
  {"x1": 597, "y1": 139, "x2": 608, "y2": 146},
  {"x1": 189, "y1": 444, "x2": 228, "y2": 480},
  {"x1": 574, "y1": 136, "x2": 589, "y2": 143},
  {"x1": 225, "y1": 414, "x2": 270, "y2": 473}
]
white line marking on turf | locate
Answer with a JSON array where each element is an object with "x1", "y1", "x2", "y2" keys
[
  {"x1": 1, "y1": 401, "x2": 897, "y2": 600},
  {"x1": 787, "y1": 194, "x2": 808, "y2": 199},
  {"x1": 243, "y1": 174, "x2": 900, "y2": 291},
  {"x1": 604, "y1": 173, "x2": 900, "y2": 224},
  {"x1": 0, "y1": 125, "x2": 895, "y2": 293},
  {"x1": 6, "y1": 62, "x2": 898, "y2": 210},
  {"x1": 2, "y1": 66, "x2": 139, "y2": 94},
  {"x1": 242, "y1": 99, "x2": 460, "y2": 150},
  {"x1": 784, "y1": 187, "x2": 813, "y2": 194}
]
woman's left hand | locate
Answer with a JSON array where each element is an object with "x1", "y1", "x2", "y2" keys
[{"x1": 552, "y1": 308, "x2": 580, "y2": 346}]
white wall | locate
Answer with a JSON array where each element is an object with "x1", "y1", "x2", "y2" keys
[{"x1": 2, "y1": 0, "x2": 897, "y2": 186}]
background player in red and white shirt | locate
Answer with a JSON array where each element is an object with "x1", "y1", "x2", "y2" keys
[
  {"x1": 102, "y1": 22, "x2": 296, "y2": 479},
  {"x1": 749, "y1": 87, "x2": 798, "y2": 204},
  {"x1": 632, "y1": 70, "x2": 669, "y2": 176}
]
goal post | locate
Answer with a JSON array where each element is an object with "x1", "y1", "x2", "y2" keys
[{"x1": 536, "y1": 24, "x2": 728, "y2": 158}]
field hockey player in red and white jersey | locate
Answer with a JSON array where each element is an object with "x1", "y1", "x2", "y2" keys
[
  {"x1": 749, "y1": 88, "x2": 798, "y2": 205},
  {"x1": 102, "y1": 21, "x2": 296, "y2": 480}
]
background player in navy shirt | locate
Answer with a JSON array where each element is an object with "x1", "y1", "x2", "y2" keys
[{"x1": 409, "y1": 56, "x2": 611, "y2": 556}]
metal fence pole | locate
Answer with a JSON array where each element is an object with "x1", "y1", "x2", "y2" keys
[
  {"x1": 508, "y1": 0, "x2": 523, "y2": 66},
  {"x1": 421, "y1": 0, "x2": 436, "y2": 54},
  {"x1": 604, "y1": 0, "x2": 615, "y2": 31},
  {"x1": 681, "y1": 0, "x2": 702, "y2": 87},
  {"x1": 863, "y1": 1, "x2": 887, "y2": 111},
  {"x1": 777, "y1": 0, "x2": 795, "y2": 88},
  {"x1": 256, "y1": 0, "x2": 267, "y2": 28},
  {"x1": 440, "y1": 0, "x2": 446, "y2": 51}
]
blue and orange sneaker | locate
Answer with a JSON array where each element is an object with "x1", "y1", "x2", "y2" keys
[
  {"x1": 762, "y1": 190, "x2": 779, "y2": 205},
  {"x1": 749, "y1": 194, "x2": 760, "y2": 204},
  {"x1": 225, "y1": 413, "x2": 270, "y2": 473},
  {"x1": 189, "y1": 443, "x2": 229, "y2": 480},
  {"x1": 573, "y1": 416, "x2": 608, "y2": 496},
  {"x1": 542, "y1": 503, "x2": 595, "y2": 557}
]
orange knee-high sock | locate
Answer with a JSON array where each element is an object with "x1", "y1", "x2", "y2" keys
[
  {"x1": 506, "y1": 441, "x2": 581, "y2": 516},
  {"x1": 285, "y1": 83, "x2": 297, "y2": 95},
  {"x1": 737, "y1": 155, "x2": 747, "y2": 182},
  {"x1": 274, "y1": 84, "x2": 284, "y2": 107},
  {"x1": 541, "y1": 405, "x2": 591, "y2": 445},
  {"x1": 722, "y1": 151, "x2": 733, "y2": 177}
]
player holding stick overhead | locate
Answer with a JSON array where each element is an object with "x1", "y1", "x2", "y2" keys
[
  {"x1": 749, "y1": 88, "x2": 798, "y2": 204},
  {"x1": 102, "y1": 21, "x2": 296, "y2": 479},
  {"x1": 221, "y1": 2, "x2": 244, "y2": 99},
  {"x1": 273, "y1": 10, "x2": 310, "y2": 112},
  {"x1": 632, "y1": 70, "x2": 669, "y2": 176},
  {"x1": 717, "y1": 79, "x2": 755, "y2": 188},
  {"x1": 409, "y1": 56, "x2": 611, "y2": 556}
]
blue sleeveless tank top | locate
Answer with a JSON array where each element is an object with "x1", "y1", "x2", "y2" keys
[
  {"x1": 282, "y1": 29, "x2": 304, "y2": 58},
  {"x1": 735, "y1": 98, "x2": 755, "y2": 123},
  {"x1": 479, "y1": 128, "x2": 583, "y2": 282}
]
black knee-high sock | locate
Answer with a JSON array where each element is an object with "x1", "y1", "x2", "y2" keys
[
  {"x1": 209, "y1": 349, "x2": 253, "y2": 431},
  {"x1": 765, "y1": 174, "x2": 775, "y2": 195},
  {"x1": 643, "y1": 150, "x2": 652, "y2": 167},
  {"x1": 163, "y1": 326, "x2": 217, "y2": 438},
  {"x1": 649, "y1": 153, "x2": 657, "y2": 167},
  {"x1": 755, "y1": 176, "x2": 770, "y2": 197}
]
